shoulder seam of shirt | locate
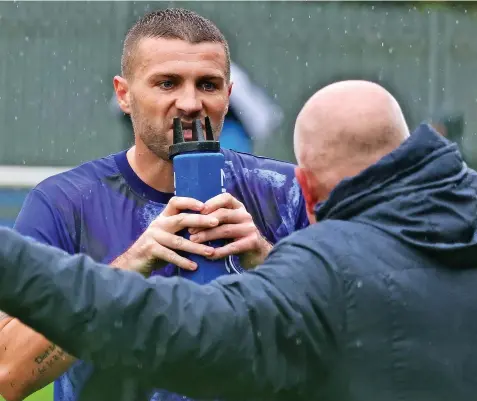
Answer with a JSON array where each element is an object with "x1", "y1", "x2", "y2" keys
[{"x1": 36, "y1": 154, "x2": 121, "y2": 193}]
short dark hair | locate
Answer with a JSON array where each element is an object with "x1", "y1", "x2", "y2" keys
[{"x1": 121, "y1": 8, "x2": 230, "y2": 80}]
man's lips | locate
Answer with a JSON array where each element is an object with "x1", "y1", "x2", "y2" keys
[
  {"x1": 183, "y1": 128, "x2": 193, "y2": 140},
  {"x1": 171, "y1": 123, "x2": 206, "y2": 141}
]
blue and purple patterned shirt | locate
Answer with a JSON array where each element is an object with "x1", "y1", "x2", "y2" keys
[{"x1": 14, "y1": 148, "x2": 308, "y2": 401}]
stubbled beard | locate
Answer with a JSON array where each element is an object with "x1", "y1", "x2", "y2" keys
[
  {"x1": 130, "y1": 109, "x2": 226, "y2": 160},
  {"x1": 138, "y1": 121, "x2": 171, "y2": 160},
  {"x1": 130, "y1": 107, "x2": 170, "y2": 161},
  {"x1": 214, "y1": 118, "x2": 225, "y2": 142}
]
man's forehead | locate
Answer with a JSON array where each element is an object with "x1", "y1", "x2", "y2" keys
[{"x1": 133, "y1": 37, "x2": 227, "y2": 78}]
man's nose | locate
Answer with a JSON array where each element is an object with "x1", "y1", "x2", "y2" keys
[{"x1": 175, "y1": 85, "x2": 202, "y2": 116}]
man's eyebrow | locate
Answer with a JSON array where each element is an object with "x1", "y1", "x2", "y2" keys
[
  {"x1": 147, "y1": 73, "x2": 180, "y2": 79},
  {"x1": 199, "y1": 74, "x2": 225, "y2": 80},
  {"x1": 146, "y1": 73, "x2": 225, "y2": 81}
]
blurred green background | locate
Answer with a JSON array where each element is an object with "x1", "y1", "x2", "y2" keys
[{"x1": 1, "y1": 1, "x2": 477, "y2": 167}]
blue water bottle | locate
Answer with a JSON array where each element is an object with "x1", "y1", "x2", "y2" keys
[{"x1": 168, "y1": 117, "x2": 232, "y2": 283}]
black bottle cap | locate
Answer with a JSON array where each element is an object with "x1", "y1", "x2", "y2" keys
[{"x1": 168, "y1": 117, "x2": 220, "y2": 160}]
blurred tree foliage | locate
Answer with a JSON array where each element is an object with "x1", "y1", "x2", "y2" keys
[{"x1": 415, "y1": 1, "x2": 477, "y2": 13}]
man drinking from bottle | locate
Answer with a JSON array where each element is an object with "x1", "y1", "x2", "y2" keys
[{"x1": 0, "y1": 8, "x2": 308, "y2": 401}]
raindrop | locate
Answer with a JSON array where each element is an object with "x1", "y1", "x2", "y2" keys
[
  {"x1": 356, "y1": 280, "x2": 363, "y2": 288},
  {"x1": 14, "y1": 116, "x2": 18, "y2": 121},
  {"x1": 388, "y1": 47, "x2": 394, "y2": 54},
  {"x1": 355, "y1": 339, "x2": 363, "y2": 348},
  {"x1": 291, "y1": 17, "x2": 294, "y2": 22},
  {"x1": 455, "y1": 20, "x2": 459, "y2": 25},
  {"x1": 24, "y1": 36, "x2": 29, "y2": 42},
  {"x1": 296, "y1": 337, "x2": 302, "y2": 345},
  {"x1": 256, "y1": 331, "x2": 262, "y2": 338},
  {"x1": 114, "y1": 320, "x2": 123, "y2": 328},
  {"x1": 305, "y1": 61, "x2": 309, "y2": 67},
  {"x1": 62, "y1": 65, "x2": 67, "y2": 71},
  {"x1": 19, "y1": 51, "x2": 24, "y2": 57}
]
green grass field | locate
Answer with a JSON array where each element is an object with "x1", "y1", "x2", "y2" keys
[
  {"x1": 0, "y1": 384, "x2": 52, "y2": 401},
  {"x1": 27, "y1": 385, "x2": 53, "y2": 401}
]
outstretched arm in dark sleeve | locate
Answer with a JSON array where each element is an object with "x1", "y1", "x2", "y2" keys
[{"x1": 0, "y1": 227, "x2": 344, "y2": 401}]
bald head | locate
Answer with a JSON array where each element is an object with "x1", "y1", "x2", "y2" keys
[{"x1": 294, "y1": 80, "x2": 409, "y2": 178}]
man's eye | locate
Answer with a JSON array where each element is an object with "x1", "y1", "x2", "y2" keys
[
  {"x1": 201, "y1": 82, "x2": 217, "y2": 91},
  {"x1": 158, "y1": 81, "x2": 174, "y2": 90}
]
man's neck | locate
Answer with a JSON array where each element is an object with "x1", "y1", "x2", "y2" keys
[{"x1": 126, "y1": 145, "x2": 174, "y2": 193}]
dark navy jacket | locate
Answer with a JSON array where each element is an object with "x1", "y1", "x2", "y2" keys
[{"x1": 2, "y1": 124, "x2": 477, "y2": 401}]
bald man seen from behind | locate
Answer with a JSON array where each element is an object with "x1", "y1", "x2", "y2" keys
[{"x1": 2, "y1": 80, "x2": 477, "y2": 401}]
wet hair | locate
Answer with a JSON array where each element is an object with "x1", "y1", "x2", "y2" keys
[{"x1": 121, "y1": 8, "x2": 230, "y2": 79}]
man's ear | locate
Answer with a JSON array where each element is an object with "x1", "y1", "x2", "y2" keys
[
  {"x1": 113, "y1": 75, "x2": 131, "y2": 114},
  {"x1": 295, "y1": 166, "x2": 319, "y2": 216}
]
